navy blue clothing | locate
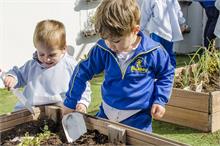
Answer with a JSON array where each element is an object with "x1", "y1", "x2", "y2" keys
[
  {"x1": 203, "y1": 6, "x2": 219, "y2": 48},
  {"x1": 150, "y1": 33, "x2": 175, "y2": 67},
  {"x1": 199, "y1": 1, "x2": 215, "y2": 8},
  {"x1": 194, "y1": 0, "x2": 218, "y2": 48}
]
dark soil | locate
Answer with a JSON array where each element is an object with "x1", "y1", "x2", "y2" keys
[{"x1": 1, "y1": 117, "x2": 119, "y2": 145}]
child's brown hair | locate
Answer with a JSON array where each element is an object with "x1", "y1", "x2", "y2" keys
[
  {"x1": 33, "y1": 20, "x2": 66, "y2": 50},
  {"x1": 95, "y1": 0, "x2": 140, "y2": 39}
]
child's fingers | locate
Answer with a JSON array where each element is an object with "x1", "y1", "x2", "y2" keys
[
  {"x1": 151, "y1": 105, "x2": 165, "y2": 119},
  {"x1": 4, "y1": 77, "x2": 16, "y2": 89},
  {"x1": 76, "y1": 106, "x2": 85, "y2": 113},
  {"x1": 4, "y1": 79, "x2": 13, "y2": 89},
  {"x1": 153, "y1": 111, "x2": 163, "y2": 119},
  {"x1": 76, "y1": 104, "x2": 87, "y2": 113},
  {"x1": 151, "y1": 105, "x2": 156, "y2": 115}
]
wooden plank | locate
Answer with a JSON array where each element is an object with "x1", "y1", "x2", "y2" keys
[
  {"x1": 0, "y1": 107, "x2": 42, "y2": 123},
  {"x1": 84, "y1": 115, "x2": 188, "y2": 146},
  {"x1": 0, "y1": 107, "x2": 43, "y2": 132},
  {"x1": 211, "y1": 91, "x2": 220, "y2": 113},
  {"x1": 169, "y1": 88, "x2": 209, "y2": 113},
  {"x1": 45, "y1": 106, "x2": 61, "y2": 123},
  {"x1": 87, "y1": 123, "x2": 157, "y2": 146},
  {"x1": 0, "y1": 107, "x2": 188, "y2": 145},
  {"x1": 211, "y1": 111, "x2": 220, "y2": 133},
  {"x1": 108, "y1": 124, "x2": 126, "y2": 144},
  {"x1": 125, "y1": 126, "x2": 188, "y2": 146},
  {"x1": 127, "y1": 137, "x2": 155, "y2": 146},
  {"x1": 0, "y1": 115, "x2": 33, "y2": 132},
  {"x1": 0, "y1": 110, "x2": 32, "y2": 122},
  {"x1": 161, "y1": 105, "x2": 210, "y2": 132}
]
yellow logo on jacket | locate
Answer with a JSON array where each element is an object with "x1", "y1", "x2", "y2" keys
[{"x1": 131, "y1": 58, "x2": 148, "y2": 73}]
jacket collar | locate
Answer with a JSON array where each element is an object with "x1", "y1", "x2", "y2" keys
[{"x1": 97, "y1": 31, "x2": 160, "y2": 56}]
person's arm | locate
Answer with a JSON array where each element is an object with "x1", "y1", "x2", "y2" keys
[
  {"x1": 75, "y1": 82, "x2": 91, "y2": 113},
  {"x1": 67, "y1": 56, "x2": 92, "y2": 110},
  {"x1": 77, "y1": 82, "x2": 92, "y2": 109},
  {"x1": 139, "y1": 0, "x2": 153, "y2": 31},
  {"x1": 152, "y1": 48, "x2": 175, "y2": 107},
  {"x1": 6, "y1": 60, "x2": 32, "y2": 88},
  {"x1": 64, "y1": 45, "x2": 105, "y2": 110},
  {"x1": 215, "y1": 0, "x2": 220, "y2": 10},
  {"x1": 174, "y1": 0, "x2": 186, "y2": 25}
]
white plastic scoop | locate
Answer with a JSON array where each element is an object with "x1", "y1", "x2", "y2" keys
[
  {"x1": 0, "y1": 71, "x2": 34, "y2": 115},
  {"x1": 10, "y1": 87, "x2": 35, "y2": 115},
  {"x1": 62, "y1": 112, "x2": 87, "y2": 143}
]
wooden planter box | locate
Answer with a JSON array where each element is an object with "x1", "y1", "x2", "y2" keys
[
  {"x1": 0, "y1": 106, "x2": 188, "y2": 146},
  {"x1": 160, "y1": 67, "x2": 220, "y2": 132}
]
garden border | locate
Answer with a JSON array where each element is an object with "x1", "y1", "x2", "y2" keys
[
  {"x1": 160, "y1": 67, "x2": 220, "y2": 132},
  {"x1": 0, "y1": 106, "x2": 188, "y2": 146}
]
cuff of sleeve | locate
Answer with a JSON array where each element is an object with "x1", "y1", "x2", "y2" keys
[
  {"x1": 64, "y1": 98, "x2": 77, "y2": 109},
  {"x1": 77, "y1": 99, "x2": 90, "y2": 108},
  {"x1": 153, "y1": 100, "x2": 166, "y2": 107}
]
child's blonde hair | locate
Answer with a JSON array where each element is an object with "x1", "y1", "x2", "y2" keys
[
  {"x1": 33, "y1": 20, "x2": 66, "y2": 50},
  {"x1": 95, "y1": 0, "x2": 140, "y2": 39}
]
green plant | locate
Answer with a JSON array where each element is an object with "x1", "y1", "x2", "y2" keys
[
  {"x1": 181, "y1": 63, "x2": 191, "y2": 88},
  {"x1": 19, "y1": 124, "x2": 52, "y2": 146},
  {"x1": 175, "y1": 44, "x2": 220, "y2": 92}
]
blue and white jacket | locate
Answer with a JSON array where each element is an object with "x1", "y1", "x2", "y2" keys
[{"x1": 64, "y1": 31, "x2": 175, "y2": 110}]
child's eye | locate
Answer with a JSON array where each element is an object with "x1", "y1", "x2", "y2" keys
[
  {"x1": 48, "y1": 53, "x2": 57, "y2": 57},
  {"x1": 39, "y1": 54, "x2": 45, "y2": 57},
  {"x1": 112, "y1": 40, "x2": 120, "y2": 43}
]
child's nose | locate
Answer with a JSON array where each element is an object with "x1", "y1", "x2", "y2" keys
[{"x1": 45, "y1": 57, "x2": 51, "y2": 62}]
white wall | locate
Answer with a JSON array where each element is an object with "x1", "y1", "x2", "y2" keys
[
  {"x1": 0, "y1": 0, "x2": 100, "y2": 71},
  {"x1": 175, "y1": 1, "x2": 220, "y2": 54},
  {"x1": 174, "y1": 2, "x2": 203, "y2": 54},
  {"x1": 0, "y1": 0, "x2": 100, "y2": 87}
]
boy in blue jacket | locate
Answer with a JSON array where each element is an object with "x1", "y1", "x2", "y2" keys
[{"x1": 62, "y1": 0, "x2": 174, "y2": 133}]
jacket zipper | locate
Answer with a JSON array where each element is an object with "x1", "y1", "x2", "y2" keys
[{"x1": 97, "y1": 44, "x2": 160, "y2": 79}]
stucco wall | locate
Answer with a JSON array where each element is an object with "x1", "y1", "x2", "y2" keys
[
  {"x1": 0, "y1": 0, "x2": 100, "y2": 71},
  {"x1": 0, "y1": 0, "x2": 100, "y2": 87}
]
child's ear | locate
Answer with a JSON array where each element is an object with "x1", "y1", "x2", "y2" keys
[
  {"x1": 62, "y1": 45, "x2": 67, "y2": 53},
  {"x1": 133, "y1": 25, "x2": 140, "y2": 34}
]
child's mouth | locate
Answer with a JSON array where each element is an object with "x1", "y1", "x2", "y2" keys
[
  {"x1": 42, "y1": 62, "x2": 54, "y2": 68},
  {"x1": 46, "y1": 62, "x2": 53, "y2": 65}
]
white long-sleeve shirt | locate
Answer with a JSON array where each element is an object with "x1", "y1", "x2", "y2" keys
[
  {"x1": 7, "y1": 52, "x2": 91, "y2": 110},
  {"x1": 214, "y1": 0, "x2": 220, "y2": 38},
  {"x1": 139, "y1": 0, "x2": 185, "y2": 42}
]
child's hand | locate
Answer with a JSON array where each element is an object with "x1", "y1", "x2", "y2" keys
[
  {"x1": 76, "y1": 103, "x2": 87, "y2": 113},
  {"x1": 62, "y1": 104, "x2": 75, "y2": 116},
  {"x1": 181, "y1": 24, "x2": 191, "y2": 34},
  {"x1": 3, "y1": 76, "x2": 16, "y2": 90},
  {"x1": 151, "y1": 104, "x2": 166, "y2": 120}
]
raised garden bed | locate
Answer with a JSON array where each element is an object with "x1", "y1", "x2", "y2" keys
[
  {"x1": 160, "y1": 65, "x2": 220, "y2": 132},
  {"x1": 0, "y1": 106, "x2": 188, "y2": 145}
]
